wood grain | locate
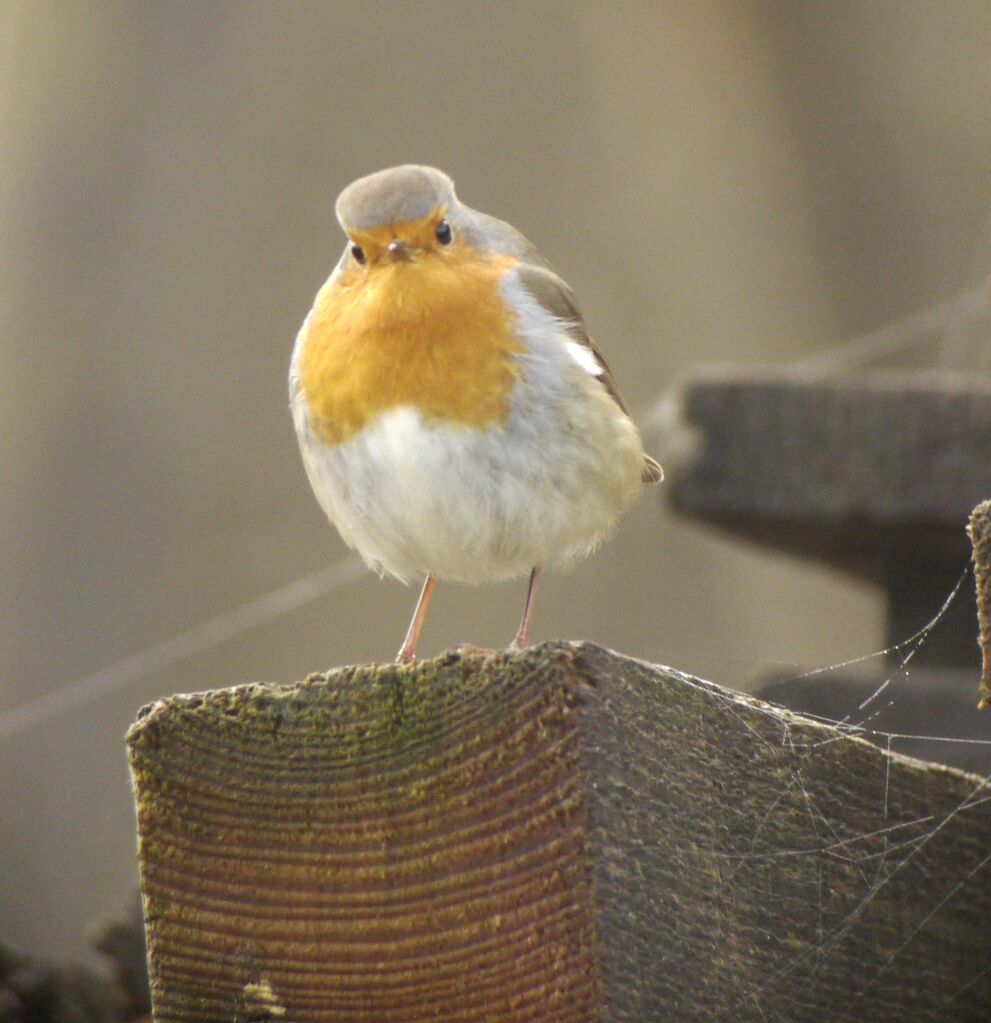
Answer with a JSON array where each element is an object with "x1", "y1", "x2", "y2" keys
[{"x1": 129, "y1": 647, "x2": 597, "y2": 1023}]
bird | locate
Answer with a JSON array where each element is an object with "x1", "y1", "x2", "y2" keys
[{"x1": 289, "y1": 165, "x2": 662, "y2": 663}]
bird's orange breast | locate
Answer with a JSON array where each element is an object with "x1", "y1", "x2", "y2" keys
[{"x1": 298, "y1": 245, "x2": 521, "y2": 446}]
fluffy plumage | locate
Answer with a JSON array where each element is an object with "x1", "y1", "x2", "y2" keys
[{"x1": 289, "y1": 165, "x2": 660, "y2": 656}]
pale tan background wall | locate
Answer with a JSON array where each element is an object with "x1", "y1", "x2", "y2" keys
[{"x1": 2, "y1": 1, "x2": 989, "y2": 960}]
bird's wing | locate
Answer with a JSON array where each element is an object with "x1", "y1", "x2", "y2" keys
[{"x1": 514, "y1": 262, "x2": 663, "y2": 484}]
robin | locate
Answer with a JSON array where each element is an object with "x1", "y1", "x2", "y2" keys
[{"x1": 290, "y1": 165, "x2": 662, "y2": 662}]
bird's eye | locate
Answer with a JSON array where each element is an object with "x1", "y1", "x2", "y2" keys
[
  {"x1": 435, "y1": 220, "x2": 452, "y2": 245},
  {"x1": 351, "y1": 244, "x2": 366, "y2": 264}
]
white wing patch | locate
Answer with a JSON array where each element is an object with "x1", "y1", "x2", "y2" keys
[{"x1": 565, "y1": 339, "x2": 604, "y2": 377}]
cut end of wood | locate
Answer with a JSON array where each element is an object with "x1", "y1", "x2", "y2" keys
[
  {"x1": 127, "y1": 644, "x2": 599, "y2": 1023},
  {"x1": 968, "y1": 499, "x2": 991, "y2": 709}
]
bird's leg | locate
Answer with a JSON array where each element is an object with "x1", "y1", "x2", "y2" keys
[
  {"x1": 396, "y1": 575, "x2": 436, "y2": 663},
  {"x1": 510, "y1": 567, "x2": 541, "y2": 651}
]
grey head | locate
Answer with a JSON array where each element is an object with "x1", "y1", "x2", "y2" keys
[
  {"x1": 334, "y1": 164, "x2": 544, "y2": 264},
  {"x1": 335, "y1": 165, "x2": 458, "y2": 232}
]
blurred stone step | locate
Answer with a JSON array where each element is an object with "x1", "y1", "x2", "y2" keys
[{"x1": 669, "y1": 369, "x2": 991, "y2": 667}]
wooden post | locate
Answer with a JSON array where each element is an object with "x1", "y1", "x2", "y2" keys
[
  {"x1": 128, "y1": 642, "x2": 991, "y2": 1022},
  {"x1": 970, "y1": 499, "x2": 991, "y2": 709}
]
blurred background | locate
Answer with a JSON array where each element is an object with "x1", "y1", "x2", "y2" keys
[{"x1": 2, "y1": 1, "x2": 990, "y2": 962}]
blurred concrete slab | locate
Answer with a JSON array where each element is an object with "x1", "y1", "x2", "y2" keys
[{"x1": 669, "y1": 370, "x2": 991, "y2": 665}]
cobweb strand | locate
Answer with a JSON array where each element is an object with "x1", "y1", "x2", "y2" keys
[{"x1": 0, "y1": 555, "x2": 367, "y2": 741}]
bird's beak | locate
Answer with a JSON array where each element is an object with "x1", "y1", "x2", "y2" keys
[{"x1": 386, "y1": 238, "x2": 414, "y2": 262}]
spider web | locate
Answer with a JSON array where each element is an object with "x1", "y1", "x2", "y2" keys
[
  {"x1": 637, "y1": 230, "x2": 989, "y2": 1016},
  {"x1": 693, "y1": 566, "x2": 991, "y2": 1020}
]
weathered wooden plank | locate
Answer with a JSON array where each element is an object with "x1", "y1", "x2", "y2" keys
[
  {"x1": 969, "y1": 500, "x2": 991, "y2": 709},
  {"x1": 128, "y1": 642, "x2": 991, "y2": 1022}
]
